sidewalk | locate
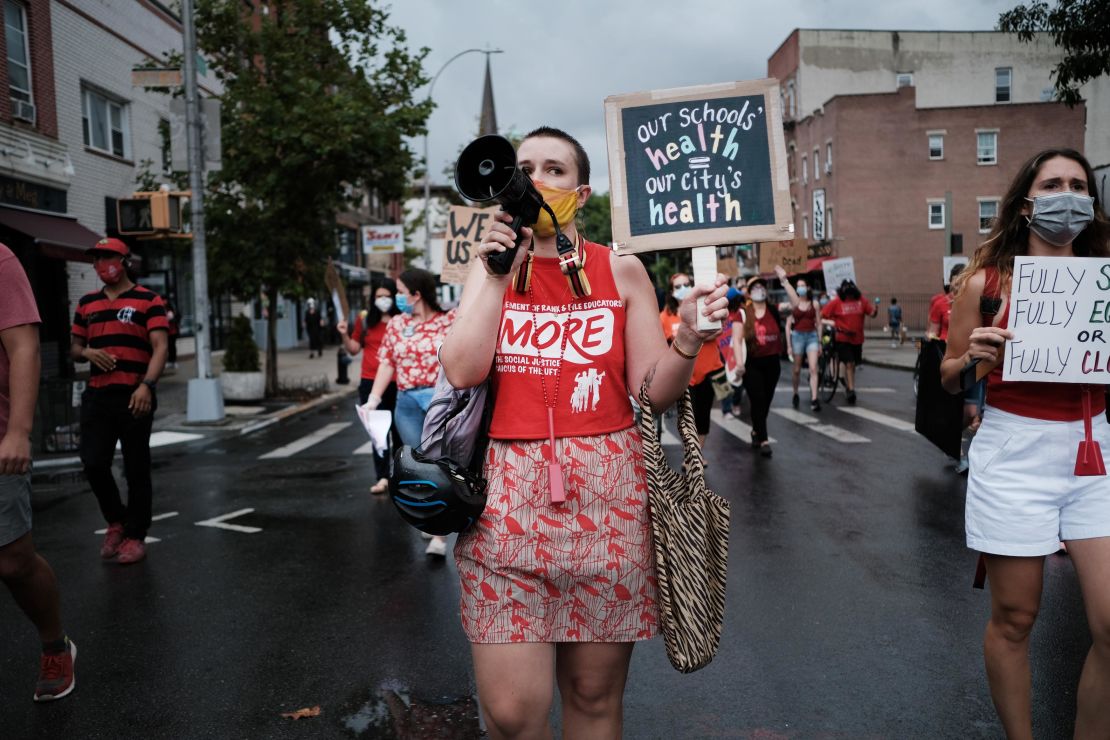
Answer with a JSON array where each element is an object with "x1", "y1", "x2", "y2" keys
[
  {"x1": 862, "y1": 335, "x2": 918, "y2": 371},
  {"x1": 36, "y1": 344, "x2": 360, "y2": 468}
]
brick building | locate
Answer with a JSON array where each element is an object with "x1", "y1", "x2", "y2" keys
[{"x1": 769, "y1": 30, "x2": 1106, "y2": 328}]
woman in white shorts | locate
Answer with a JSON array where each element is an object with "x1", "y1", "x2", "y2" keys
[{"x1": 941, "y1": 147, "x2": 1110, "y2": 739}]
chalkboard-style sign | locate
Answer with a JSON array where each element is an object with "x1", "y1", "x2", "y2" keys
[{"x1": 605, "y1": 78, "x2": 793, "y2": 255}]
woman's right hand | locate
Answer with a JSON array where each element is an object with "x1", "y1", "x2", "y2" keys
[
  {"x1": 967, "y1": 326, "x2": 1013, "y2": 364},
  {"x1": 477, "y1": 210, "x2": 532, "y2": 278},
  {"x1": 336, "y1": 319, "x2": 348, "y2": 336}
]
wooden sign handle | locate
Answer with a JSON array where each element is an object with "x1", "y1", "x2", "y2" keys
[{"x1": 692, "y1": 245, "x2": 721, "y2": 332}]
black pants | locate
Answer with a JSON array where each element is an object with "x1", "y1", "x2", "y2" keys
[
  {"x1": 690, "y1": 376, "x2": 716, "y2": 436},
  {"x1": 743, "y1": 355, "x2": 781, "y2": 444},
  {"x1": 167, "y1": 335, "x2": 177, "y2": 364},
  {"x1": 80, "y1": 387, "x2": 157, "y2": 540},
  {"x1": 358, "y1": 379, "x2": 398, "y2": 481},
  {"x1": 308, "y1": 330, "x2": 323, "y2": 354}
]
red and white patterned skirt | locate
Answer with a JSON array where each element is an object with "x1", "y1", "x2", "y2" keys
[{"x1": 454, "y1": 426, "x2": 660, "y2": 643}]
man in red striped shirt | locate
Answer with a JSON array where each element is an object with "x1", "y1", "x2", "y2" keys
[{"x1": 70, "y1": 238, "x2": 168, "y2": 565}]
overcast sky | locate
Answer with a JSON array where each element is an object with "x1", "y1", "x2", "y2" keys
[{"x1": 387, "y1": 0, "x2": 1017, "y2": 194}]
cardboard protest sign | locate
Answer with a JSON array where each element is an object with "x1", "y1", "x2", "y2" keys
[
  {"x1": 758, "y1": 238, "x2": 807, "y2": 275},
  {"x1": 943, "y1": 256, "x2": 969, "y2": 285},
  {"x1": 821, "y1": 257, "x2": 856, "y2": 293},
  {"x1": 440, "y1": 206, "x2": 499, "y2": 285},
  {"x1": 716, "y1": 245, "x2": 739, "y2": 278},
  {"x1": 1003, "y1": 256, "x2": 1110, "y2": 384},
  {"x1": 604, "y1": 79, "x2": 793, "y2": 255}
]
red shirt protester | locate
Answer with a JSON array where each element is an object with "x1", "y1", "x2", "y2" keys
[
  {"x1": 928, "y1": 292, "x2": 953, "y2": 341},
  {"x1": 72, "y1": 285, "x2": 169, "y2": 388},
  {"x1": 821, "y1": 295, "x2": 876, "y2": 345},
  {"x1": 747, "y1": 308, "x2": 783, "y2": 358},
  {"x1": 0, "y1": 244, "x2": 40, "y2": 436},
  {"x1": 791, "y1": 303, "x2": 817, "y2": 333},
  {"x1": 352, "y1": 317, "x2": 388, "y2": 381},
  {"x1": 661, "y1": 308, "x2": 724, "y2": 385},
  {"x1": 378, "y1": 310, "x2": 454, "y2": 391}
]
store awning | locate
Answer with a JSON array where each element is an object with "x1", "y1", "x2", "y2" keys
[
  {"x1": 806, "y1": 256, "x2": 833, "y2": 273},
  {"x1": 0, "y1": 206, "x2": 102, "y2": 262}
]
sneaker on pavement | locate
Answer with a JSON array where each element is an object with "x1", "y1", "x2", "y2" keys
[
  {"x1": 792, "y1": 393, "x2": 799, "y2": 409},
  {"x1": 34, "y1": 639, "x2": 76, "y2": 702},
  {"x1": 115, "y1": 538, "x2": 146, "y2": 565},
  {"x1": 100, "y1": 523, "x2": 124, "y2": 559},
  {"x1": 811, "y1": 399, "x2": 821, "y2": 412},
  {"x1": 846, "y1": 391, "x2": 857, "y2": 405},
  {"x1": 425, "y1": 537, "x2": 447, "y2": 557}
]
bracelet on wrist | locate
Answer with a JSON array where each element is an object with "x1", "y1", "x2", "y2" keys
[{"x1": 671, "y1": 341, "x2": 699, "y2": 361}]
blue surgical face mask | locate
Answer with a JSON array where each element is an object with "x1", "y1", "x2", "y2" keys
[
  {"x1": 1025, "y1": 191, "x2": 1095, "y2": 246},
  {"x1": 395, "y1": 293, "x2": 414, "y2": 315},
  {"x1": 797, "y1": 286, "x2": 809, "y2": 297},
  {"x1": 672, "y1": 285, "x2": 692, "y2": 301}
]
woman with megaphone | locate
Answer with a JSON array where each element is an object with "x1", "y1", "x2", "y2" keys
[{"x1": 441, "y1": 126, "x2": 729, "y2": 739}]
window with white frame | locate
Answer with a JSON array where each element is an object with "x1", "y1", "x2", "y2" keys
[
  {"x1": 978, "y1": 199, "x2": 999, "y2": 233},
  {"x1": 785, "y1": 80, "x2": 796, "y2": 118},
  {"x1": 82, "y1": 87, "x2": 130, "y2": 158},
  {"x1": 977, "y1": 130, "x2": 998, "y2": 165},
  {"x1": 813, "y1": 148, "x2": 820, "y2": 181},
  {"x1": 826, "y1": 206, "x2": 832, "y2": 239},
  {"x1": 928, "y1": 132, "x2": 944, "y2": 160},
  {"x1": 995, "y1": 67, "x2": 1012, "y2": 103},
  {"x1": 928, "y1": 201, "x2": 945, "y2": 229},
  {"x1": 825, "y1": 142, "x2": 832, "y2": 173},
  {"x1": 803, "y1": 215, "x2": 809, "y2": 239},
  {"x1": 802, "y1": 155, "x2": 808, "y2": 185},
  {"x1": 896, "y1": 72, "x2": 913, "y2": 88},
  {"x1": 5, "y1": 1, "x2": 32, "y2": 104}
]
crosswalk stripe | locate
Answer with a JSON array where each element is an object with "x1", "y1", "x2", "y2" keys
[
  {"x1": 771, "y1": 408, "x2": 871, "y2": 443},
  {"x1": 352, "y1": 440, "x2": 377, "y2": 455},
  {"x1": 836, "y1": 406, "x2": 916, "y2": 433},
  {"x1": 713, "y1": 411, "x2": 776, "y2": 444},
  {"x1": 258, "y1": 422, "x2": 352, "y2": 459}
]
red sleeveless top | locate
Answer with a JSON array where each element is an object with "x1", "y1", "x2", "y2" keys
[
  {"x1": 489, "y1": 241, "x2": 634, "y2": 440},
  {"x1": 985, "y1": 269, "x2": 1105, "y2": 421}
]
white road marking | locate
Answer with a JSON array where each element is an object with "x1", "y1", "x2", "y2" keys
[
  {"x1": 771, "y1": 408, "x2": 871, "y2": 443},
  {"x1": 837, "y1": 406, "x2": 916, "y2": 433},
  {"x1": 775, "y1": 385, "x2": 895, "y2": 394},
  {"x1": 95, "y1": 511, "x2": 178, "y2": 535},
  {"x1": 258, "y1": 422, "x2": 352, "y2": 459},
  {"x1": 713, "y1": 411, "x2": 776, "y2": 444},
  {"x1": 195, "y1": 508, "x2": 262, "y2": 534},
  {"x1": 352, "y1": 440, "x2": 377, "y2": 455},
  {"x1": 115, "y1": 431, "x2": 204, "y2": 451}
]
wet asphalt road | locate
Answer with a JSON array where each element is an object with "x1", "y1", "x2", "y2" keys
[{"x1": 0, "y1": 363, "x2": 1094, "y2": 739}]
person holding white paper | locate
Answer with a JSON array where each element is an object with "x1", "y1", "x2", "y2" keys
[
  {"x1": 941, "y1": 148, "x2": 1110, "y2": 739},
  {"x1": 441, "y1": 126, "x2": 729, "y2": 740}
]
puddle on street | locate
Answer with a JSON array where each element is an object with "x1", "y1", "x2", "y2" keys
[{"x1": 341, "y1": 680, "x2": 481, "y2": 738}]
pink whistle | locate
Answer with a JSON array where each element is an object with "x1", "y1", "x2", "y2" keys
[{"x1": 548, "y1": 462, "x2": 566, "y2": 504}]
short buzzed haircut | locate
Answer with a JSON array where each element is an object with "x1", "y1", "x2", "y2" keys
[{"x1": 523, "y1": 126, "x2": 591, "y2": 186}]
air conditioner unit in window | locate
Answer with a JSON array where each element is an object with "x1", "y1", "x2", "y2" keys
[{"x1": 11, "y1": 99, "x2": 35, "y2": 124}]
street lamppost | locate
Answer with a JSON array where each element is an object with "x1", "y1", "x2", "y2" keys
[{"x1": 422, "y1": 47, "x2": 503, "y2": 269}]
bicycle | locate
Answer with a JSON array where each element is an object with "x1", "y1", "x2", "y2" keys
[{"x1": 817, "y1": 328, "x2": 846, "y2": 403}]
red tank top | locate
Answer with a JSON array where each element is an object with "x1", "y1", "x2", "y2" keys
[
  {"x1": 986, "y1": 283, "x2": 1105, "y2": 422},
  {"x1": 791, "y1": 303, "x2": 817, "y2": 333},
  {"x1": 750, "y1": 308, "x2": 783, "y2": 358},
  {"x1": 489, "y1": 241, "x2": 634, "y2": 440}
]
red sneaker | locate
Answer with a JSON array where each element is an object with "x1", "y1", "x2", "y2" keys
[
  {"x1": 34, "y1": 639, "x2": 76, "y2": 702},
  {"x1": 100, "y1": 523, "x2": 124, "y2": 559},
  {"x1": 115, "y1": 538, "x2": 146, "y2": 565}
]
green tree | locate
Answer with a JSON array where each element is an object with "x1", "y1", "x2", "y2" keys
[
  {"x1": 577, "y1": 191, "x2": 612, "y2": 246},
  {"x1": 195, "y1": 0, "x2": 431, "y2": 394},
  {"x1": 998, "y1": 0, "x2": 1109, "y2": 106}
]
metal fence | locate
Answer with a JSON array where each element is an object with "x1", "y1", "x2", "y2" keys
[
  {"x1": 864, "y1": 293, "x2": 937, "y2": 335},
  {"x1": 35, "y1": 378, "x2": 84, "y2": 454}
]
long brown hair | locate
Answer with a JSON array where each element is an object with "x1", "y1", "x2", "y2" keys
[{"x1": 956, "y1": 148, "x2": 1110, "y2": 295}]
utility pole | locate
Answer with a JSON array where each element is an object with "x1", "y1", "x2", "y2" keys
[{"x1": 183, "y1": 0, "x2": 224, "y2": 422}]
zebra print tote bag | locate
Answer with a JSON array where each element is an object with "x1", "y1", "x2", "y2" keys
[{"x1": 638, "y1": 381, "x2": 731, "y2": 673}]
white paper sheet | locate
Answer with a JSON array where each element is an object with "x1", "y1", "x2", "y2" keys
[{"x1": 355, "y1": 402, "x2": 393, "y2": 454}]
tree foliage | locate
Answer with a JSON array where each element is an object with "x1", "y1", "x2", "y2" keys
[
  {"x1": 577, "y1": 191, "x2": 612, "y2": 246},
  {"x1": 193, "y1": 0, "x2": 431, "y2": 392},
  {"x1": 998, "y1": 0, "x2": 1110, "y2": 106}
]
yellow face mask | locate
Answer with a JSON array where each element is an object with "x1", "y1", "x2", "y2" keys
[{"x1": 532, "y1": 183, "x2": 581, "y2": 237}]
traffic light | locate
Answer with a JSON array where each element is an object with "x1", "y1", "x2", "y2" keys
[{"x1": 117, "y1": 191, "x2": 190, "y2": 235}]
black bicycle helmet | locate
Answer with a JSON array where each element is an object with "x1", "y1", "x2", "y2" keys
[{"x1": 389, "y1": 446, "x2": 487, "y2": 536}]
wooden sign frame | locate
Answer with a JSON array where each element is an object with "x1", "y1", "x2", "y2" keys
[{"x1": 604, "y1": 78, "x2": 793, "y2": 255}]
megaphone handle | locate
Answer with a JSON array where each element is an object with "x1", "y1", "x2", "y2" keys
[{"x1": 487, "y1": 213, "x2": 526, "y2": 275}]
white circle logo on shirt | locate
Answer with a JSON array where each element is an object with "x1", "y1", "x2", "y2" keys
[{"x1": 117, "y1": 306, "x2": 135, "y2": 324}]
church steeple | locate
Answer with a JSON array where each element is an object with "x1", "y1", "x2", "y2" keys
[{"x1": 478, "y1": 55, "x2": 498, "y2": 136}]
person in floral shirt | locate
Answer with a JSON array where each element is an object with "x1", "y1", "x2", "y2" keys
[{"x1": 366, "y1": 268, "x2": 454, "y2": 555}]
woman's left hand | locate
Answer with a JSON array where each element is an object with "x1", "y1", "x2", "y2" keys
[{"x1": 678, "y1": 273, "x2": 730, "y2": 342}]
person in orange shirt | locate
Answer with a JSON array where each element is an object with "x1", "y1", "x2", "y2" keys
[{"x1": 661, "y1": 272, "x2": 723, "y2": 448}]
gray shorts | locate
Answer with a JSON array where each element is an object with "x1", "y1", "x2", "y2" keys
[{"x1": 0, "y1": 471, "x2": 32, "y2": 547}]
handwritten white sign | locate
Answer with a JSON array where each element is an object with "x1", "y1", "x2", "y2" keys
[
  {"x1": 1004, "y1": 256, "x2": 1110, "y2": 384},
  {"x1": 821, "y1": 257, "x2": 856, "y2": 294}
]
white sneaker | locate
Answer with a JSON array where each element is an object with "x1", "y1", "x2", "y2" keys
[{"x1": 425, "y1": 537, "x2": 447, "y2": 557}]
